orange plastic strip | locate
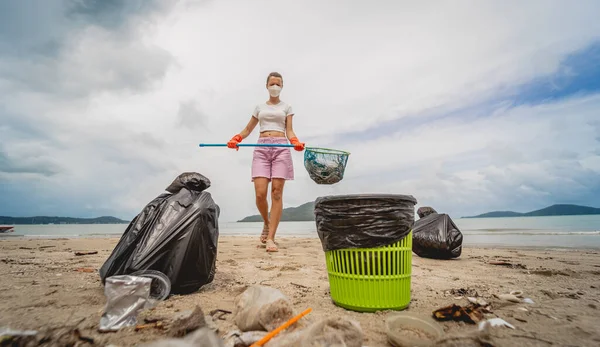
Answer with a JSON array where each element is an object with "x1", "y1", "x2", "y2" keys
[{"x1": 250, "y1": 308, "x2": 313, "y2": 347}]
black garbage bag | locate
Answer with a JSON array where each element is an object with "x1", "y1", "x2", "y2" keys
[
  {"x1": 412, "y1": 213, "x2": 462, "y2": 259},
  {"x1": 417, "y1": 206, "x2": 437, "y2": 219},
  {"x1": 314, "y1": 194, "x2": 417, "y2": 252},
  {"x1": 99, "y1": 172, "x2": 220, "y2": 295}
]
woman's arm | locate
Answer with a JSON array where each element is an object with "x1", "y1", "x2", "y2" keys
[
  {"x1": 285, "y1": 115, "x2": 296, "y2": 140},
  {"x1": 239, "y1": 116, "x2": 259, "y2": 139},
  {"x1": 286, "y1": 115, "x2": 305, "y2": 151}
]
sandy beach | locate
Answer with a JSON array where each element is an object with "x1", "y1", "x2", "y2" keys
[{"x1": 1, "y1": 236, "x2": 599, "y2": 346}]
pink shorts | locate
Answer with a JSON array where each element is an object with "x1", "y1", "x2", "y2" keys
[{"x1": 252, "y1": 137, "x2": 294, "y2": 181}]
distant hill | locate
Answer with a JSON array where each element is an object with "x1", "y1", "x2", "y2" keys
[
  {"x1": 0, "y1": 216, "x2": 129, "y2": 225},
  {"x1": 238, "y1": 201, "x2": 315, "y2": 222},
  {"x1": 464, "y1": 204, "x2": 600, "y2": 218}
]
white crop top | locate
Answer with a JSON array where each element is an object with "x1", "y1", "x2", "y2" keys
[{"x1": 252, "y1": 101, "x2": 294, "y2": 133}]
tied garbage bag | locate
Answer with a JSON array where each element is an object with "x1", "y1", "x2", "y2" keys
[
  {"x1": 99, "y1": 275, "x2": 156, "y2": 332},
  {"x1": 412, "y1": 213, "x2": 463, "y2": 259},
  {"x1": 314, "y1": 194, "x2": 417, "y2": 251},
  {"x1": 234, "y1": 286, "x2": 295, "y2": 332},
  {"x1": 417, "y1": 206, "x2": 437, "y2": 218},
  {"x1": 99, "y1": 172, "x2": 220, "y2": 295}
]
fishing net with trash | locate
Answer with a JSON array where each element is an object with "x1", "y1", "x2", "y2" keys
[{"x1": 303, "y1": 147, "x2": 350, "y2": 185}]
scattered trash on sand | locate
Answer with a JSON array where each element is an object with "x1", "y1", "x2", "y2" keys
[
  {"x1": 265, "y1": 316, "x2": 363, "y2": 347},
  {"x1": 478, "y1": 318, "x2": 515, "y2": 330},
  {"x1": 509, "y1": 290, "x2": 523, "y2": 298},
  {"x1": 386, "y1": 312, "x2": 444, "y2": 347},
  {"x1": 467, "y1": 297, "x2": 489, "y2": 307},
  {"x1": 444, "y1": 288, "x2": 480, "y2": 298},
  {"x1": 223, "y1": 330, "x2": 268, "y2": 347},
  {"x1": 497, "y1": 294, "x2": 521, "y2": 303},
  {"x1": 169, "y1": 306, "x2": 207, "y2": 337},
  {"x1": 487, "y1": 261, "x2": 527, "y2": 269},
  {"x1": 74, "y1": 251, "x2": 98, "y2": 256},
  {"x1": 98, "y1": 275, "x2": 158, "y2": 332},
  {"x1": 432, "y1": 302, "x2": 490, "y2": 324},
  {"x1": 234, "y1": 286, "x2": 296, "y2": 332},
  {"x1": 251, "y1": 308, "x2": 312, "y2": 346}
]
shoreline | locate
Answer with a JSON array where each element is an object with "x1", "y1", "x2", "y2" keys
[{"x1": 3, "y1": 234, "x2": 600, "y2": 251}]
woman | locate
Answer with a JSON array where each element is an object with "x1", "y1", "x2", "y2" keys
[{"x1": 227, "y1": 72, "x2": 305, "y2": 252}]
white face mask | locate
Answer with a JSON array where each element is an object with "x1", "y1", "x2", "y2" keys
[{"x1": 268, "y1": 85, "x2": 282, "y2": 97}]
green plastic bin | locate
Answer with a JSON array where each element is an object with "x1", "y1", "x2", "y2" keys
[{"x1": 324, "y1": 232, "x2": 412, "y2": 312}]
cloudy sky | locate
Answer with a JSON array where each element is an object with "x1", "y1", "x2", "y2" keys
[{"x1": 1, "y1": 0, "x2": 600, "y2": 222}]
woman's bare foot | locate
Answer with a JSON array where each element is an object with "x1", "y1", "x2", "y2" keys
[
  {"x1": 260, "y1": 223, "x2": 269, "y2": 244},
  {"x1": 266, "y1": 239, "x2": 278, "y2": 252}
]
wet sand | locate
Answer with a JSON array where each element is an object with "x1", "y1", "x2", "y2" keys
[{"x1": 1, "y1": 236, "x2": 599, "y2": 346}]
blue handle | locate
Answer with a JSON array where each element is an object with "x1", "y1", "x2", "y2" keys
[{"x1": 199, "y1": 143, "x2": 295, "y2": 148}]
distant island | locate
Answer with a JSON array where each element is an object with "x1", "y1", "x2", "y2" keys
[
  {"x1": 237, "y1": 202, "x2": 600, "y2": 222},
  {"x1": 0, "y1": 216, "x2": 129, "y2": 225},
  {"x1": 238, "y1": 202, "x2": 316, "y2": 222},
  {"x1": 463, "y1": 204, "x2": 600, "y2": 218}
]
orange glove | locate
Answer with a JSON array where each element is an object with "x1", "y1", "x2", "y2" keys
[
  {"x1": 227, "y1": 134, "x2": 243, "y2": 151},
  {"x1": 289, "y1": 137, "x2": 305, "y2": 151}
]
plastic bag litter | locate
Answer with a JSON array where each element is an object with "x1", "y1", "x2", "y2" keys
[
  {"x1": 99, "y1": 275, "x2": 156, "y2": 332},
  {"x1": 233, "y1": 286, "x2": 295, "y2": 332},
  {"x1": 138, "y1": 327, "x2": 224, "y2": 347},
  {"x1": 223, "y1": 330, "x2": 268, "y2": 347},
  {"x1": 99, "y1": 172, "x2": 220, "y2": 295},
  {"x1": 314, "y1": 194, "x2": 417, "y2": 251},
  {"x1": 412, "y1": 213, "x2": 463, "y2": 259},
  {"x1": 265, "y1": 317, "x2": 363, "y2": 347}
]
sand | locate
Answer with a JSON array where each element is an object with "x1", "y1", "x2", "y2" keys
[{"x1": 1, "y1": 236, "x2": 599, "y2": 346}]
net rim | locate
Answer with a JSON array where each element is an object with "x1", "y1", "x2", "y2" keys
[{"x1": 305, "y1": 146, "x2": 350, "y2": 156}]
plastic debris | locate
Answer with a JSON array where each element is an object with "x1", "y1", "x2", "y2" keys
[
  {"x1": 266, "y1": 317, "x2": 363, "y2": 347},
  {"x1": 233, "y1": 286, "x2": 295, "y2": 332},
  {"x1": 467, "y1": 297, "x2": 489, "y2": 306},
  {"x1": 432, "y1": 303, "x2": 487, "y2": 324},
  {"x1": 523, "y1": 298, "x2": 535, "y2": 304},
  {"x1": 98, "y1": 275, "x2": 156, "y2": 332},
  {"x1": 498, "y1": 294, "x2": 521, "y2": 303},
  {"x1": 510, "y1": 290, "x2": 524, "y2": 298},
  {"x1": 223, "y1": 330, "x2": 268, "y2": 347},
  {"x1": 169, "y1": 306, "x2": 207, "y2": 337},
  {"x1": 0, "y1": 327, "x2": 38, "y2": 337},
  {"x1": 478, "y1": 318, "x2": 516, "y2": 330}
]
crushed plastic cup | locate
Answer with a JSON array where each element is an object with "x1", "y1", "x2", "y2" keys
[{"x1": 98, "y1": 275, "x2": 157, "y2": 332}]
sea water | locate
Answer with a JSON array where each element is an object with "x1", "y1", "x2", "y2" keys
[{"x1": 2, "y1": 215, "x2": 599, "y2": 249}]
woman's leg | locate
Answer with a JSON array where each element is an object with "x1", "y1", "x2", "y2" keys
[
  {"x1": 266, "y1": 178, "x2": 285, "y2": 251},
  {"x1": 254, "y1": 178, "x2": 270, "y2": 243}
]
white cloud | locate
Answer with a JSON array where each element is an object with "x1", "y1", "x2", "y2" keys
[{"x1": 1, "y1": 0, "x2": 600, "y2": 221}]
